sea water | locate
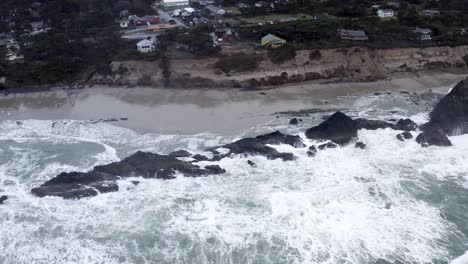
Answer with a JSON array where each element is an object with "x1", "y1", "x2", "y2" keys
[{"x1": 0, "y1": 90, "x2": 468, "y2": 264}]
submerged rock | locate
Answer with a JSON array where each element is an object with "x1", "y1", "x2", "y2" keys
[
  {"x1": 247, "y1": 160, "x2": 256, "y2": 167},
  {"x1": 396, "y1": 132, "x2": 413, "y2": 141},
  {"x1": 305, "y1": 112, "x2": 357, "y2": 145},
  {"x1": 31, "y1": 151, "x2": 227, "y2": 199},
  {"x1": 0, "y1": 195, "x2": 8, "y2": 204},
  {"x1": 355, "y1": 142, "x2": 366, "y2": 149},
  {"x1": 318, "y1": 142, "x2": 338, "y2": 150},
  {"x1": 168, "y1": 150, "x2": 192, "y2": 158}
]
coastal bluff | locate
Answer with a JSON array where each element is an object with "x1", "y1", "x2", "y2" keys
[{"x1": 90, "y1": 45, "x2": 468, "y2": 88}]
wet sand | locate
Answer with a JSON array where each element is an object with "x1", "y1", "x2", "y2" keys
[{"x1": 0, "y1": 71, "x2": 466, "y2": 135}]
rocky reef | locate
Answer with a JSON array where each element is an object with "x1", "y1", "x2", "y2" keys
[{"x1": 31, "y1": 78, "x2": 468, "y2": 200}]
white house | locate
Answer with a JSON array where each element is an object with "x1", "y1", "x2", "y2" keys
[
  {"x1": 162, "y1": 0, "x2": 189, "y2": 8},
  {"x1": 377, "y1": 9, "x2": 394, "y2": 18},
  {"x1": 137, "y1": 39, "x2": 155, "y2": 53},
  {"x1": 413, "y1": 27, "x2": 432, "y2": 41}
]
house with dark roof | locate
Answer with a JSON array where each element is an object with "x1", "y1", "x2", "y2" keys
[{"x1": 338, "y1": 29, "x2": 369, "y2": 41}]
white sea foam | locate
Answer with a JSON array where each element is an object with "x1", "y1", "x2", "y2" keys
[{"x1": 0, "y1": 117, "x2": 467, "y2": 264}]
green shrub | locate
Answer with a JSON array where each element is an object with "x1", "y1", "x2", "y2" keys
[{"x1": 267, "y1": 45, "x2": 297, "y2": 64}]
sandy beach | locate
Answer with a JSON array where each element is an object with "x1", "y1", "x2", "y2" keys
[{"x1": 0, "y1": 71, "x2": 466, "y2": 134}]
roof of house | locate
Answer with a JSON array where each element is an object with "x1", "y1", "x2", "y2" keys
[
  {"x1": 413, "y1": 27, "x2": 432, "y2": 34},
  {"x1": 262, "y1": 34, "x2": 285, "y2": 42},
  {"x1": 378, "y1": 9, "x2": 394, "y2": 13},
  {"x1": 137, "y1": 39, "x2": 153, "y2": 46},
  {"x1": 339, "y1": 29, "x2": 368, "y2": 37},
  {"x1": 163, "y1": 0, "x2": 188, "y2": 3}
]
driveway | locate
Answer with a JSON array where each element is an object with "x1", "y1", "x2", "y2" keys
[{"x1": 156, "y1": 9, "x2": 187, "y2": 28}]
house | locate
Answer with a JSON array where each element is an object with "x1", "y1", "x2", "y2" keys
[
  {"x1": 261, "y1": 34, "x2": 286, "y2": 48},
  {"x1": 377, "y1": 9, "x2": 394, "y2": 17},
  {"x1": 206, "y1": 5, "x2": 226, "y2": 16},
  {"x1": 137, "y1": 39, "x2": 155, "y2": 53},
  {"x1": 338, "y1": 29, "x2": 369, "y2": 41},
  {"x1": 192, "y1": 0, "x2": 214, "y2": 6},
  {"x1": 162, "y1": 0, "x2": 189, "y2": 8},
  {"x1": 413, "y1": 27, "x2": 432, "y2": 41},
  {"x1": 420, "y1": 10, "x2": 440, "y2": 17}
]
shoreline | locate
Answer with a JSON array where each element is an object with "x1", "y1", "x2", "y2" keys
[
  {"x1": 1, "y1": 70, "x2": 465, "y2": 135},
  {"x1": 1, "y1": 69, "x2": 467, "y2": 96}
]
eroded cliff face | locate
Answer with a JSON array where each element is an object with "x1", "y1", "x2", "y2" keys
[{"x1": 90, "y1": 45, "x2": 468, "y2": 88}]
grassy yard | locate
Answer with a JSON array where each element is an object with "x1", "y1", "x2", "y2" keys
[{"x1": 241, "y1": 13, "x2": 315, "y2": 24}]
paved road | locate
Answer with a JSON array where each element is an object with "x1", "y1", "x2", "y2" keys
[{"x1": 156, "y1": 9, "x2": 187, "y2": 28}]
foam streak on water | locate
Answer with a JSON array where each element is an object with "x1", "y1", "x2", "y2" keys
[{"x1": 1, "y1": 117, "x2": 468, "y2": 264}]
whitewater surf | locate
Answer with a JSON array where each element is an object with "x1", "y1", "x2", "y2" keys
[{"x1": 1, "y1": 82, "x2": 468, "y2": 264}]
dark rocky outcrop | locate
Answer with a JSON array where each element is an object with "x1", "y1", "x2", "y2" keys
[
  {"x1": 307, "y1": 146, "x2": 317, "y2": 157},
  {"x1": 255, "y1": 131, "x2": 305, "y2": 148},
  {"x1": 416, "y1": 78, "x2": 468, "y2": 146},
  {"x1": 305, "y1": 112, "x2": 357, "y2": 145},
  {"x1": 289, "y1": 118, "x2": 299, "y2": 125},
  {"x1": 31, "y1": 151, "x2": 226, "y2": 199},
  {"x1": 247, "y1": 160, "x2": 256, "y2": 167},
  {"x1": 396, "y1": 132, "x2": 413, "y2": 141},
  {"x1": 0, "y1": 195, "x2": 8, "y2": 204},
  {"x1": 395, "y1": 119, "x2": 418, "y2": 131},
  {"x1": 318, "y1": 142, "x2": 338, "y2": 150},
  {"x1": 169, "y1": 150, "x2": 192, "y2": 158},
  {"x1": 212, "y1": 138, "x2": 295, "y2": 161},
  {"x1": 306, "y1": 111, "x2": 419, "y2": 145},
  {"x1": 193, "y1": 154, "x2": 209, "y2": 161},
  {"x1": 355, "y1": 118, "x2": 394, "y2": 130},
  {"x1": 355, "y1": 142, "x2": 366, "y2": 149},
  {"x1": 206, "y1": 131, "x2": 303, "y2": 161},
  {"x1": 416, "y1": 130, "x2": 452, "y2": 147}
]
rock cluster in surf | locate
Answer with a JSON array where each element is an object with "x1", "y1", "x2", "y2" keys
[{"x1": 30, "y1": 78, "x2": 468, "y2": 200}]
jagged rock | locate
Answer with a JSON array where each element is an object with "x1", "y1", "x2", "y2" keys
[
  {"x1": 255, "y1": 131, "x2": 305, "y2": 148},
  {"x1": 421, "y1": 78, "x2": 468, "y2": 136},
  {"x1": 416, "y1": 130, "x2": 452, "y2": 147},
  {"x1": 289, "y1": 118, "x2": 299, "y2": 125},
  {"x1": 396, "y1": 132, "x2": 413, "y2": 141},
  {"x1": 0, "y1": 195, "x2": 8, "y2": 204},
  {"x1": 395, "y1": 119, "x2": 418, "y2": 131},
  {"x1": 193, "y1": 154, "x2": 209, "y2": 161},
  {"x1": 307, "y1": 146, "x2": 317, "y2": 157},
  {"x1": 355, "y1": 142, "x2": 366, "y2": 149},
  {"x1": 212, "y1": 138, "x2": 295, "y2": 161},
  {"x1": 169, "y1": 150, "x2": 192, "y2": 158},
  {"x1": 31, "y1": 151, "x2": 226, "y2": 199},
  {"x1": 203, "y1": 165, "x2": 226, "y2": 175},
  {"x1": 355, "y1": 118, "x2": 395, "y2": 130},
  {"x1": 318, "y1": 142, "x2": 338, "y2": 150},
  {"x1": 306, "y1": 112, "x2": 357, "y2": 145}
]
